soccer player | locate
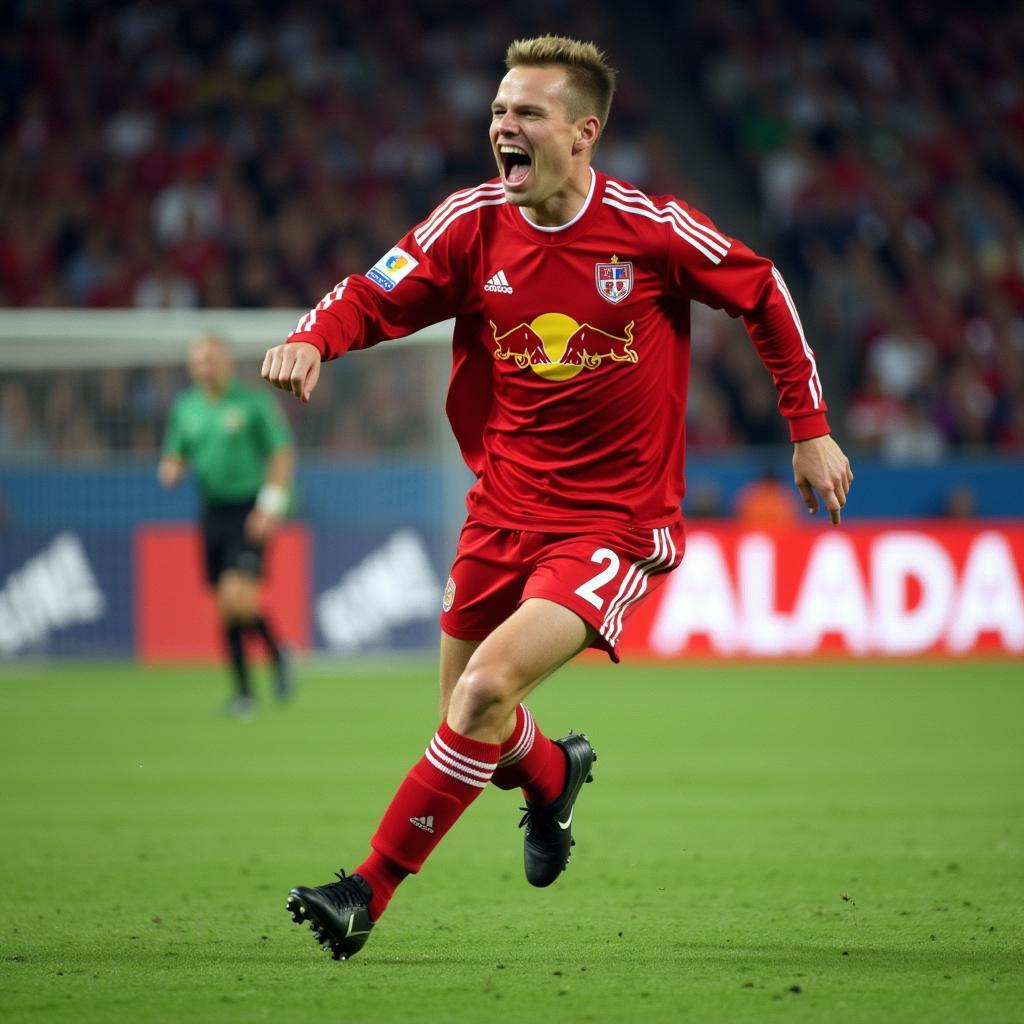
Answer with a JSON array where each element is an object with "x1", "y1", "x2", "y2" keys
[
  {"x1": 262, "y1": 36, "x2": 853, "y2": 960},
  {"x1": 159, "y1": 332, "x2": 295, "y2": 715}
]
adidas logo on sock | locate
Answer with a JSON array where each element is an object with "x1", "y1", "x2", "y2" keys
[
  {"x1": 409, "y1": 815, "x2": 435, "y2": 833},
  {"x1": 484, "y1": 269, "x2": 513, "y2": 294}
]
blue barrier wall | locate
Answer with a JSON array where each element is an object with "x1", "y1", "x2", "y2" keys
[
  {"x1": 685, "y1": 455, "x2": 1024, "y2": 519},
  {"x1": 4, "y1": 455, "x2": 1021, "y2": 528},
  {"x1": 2, "y1": 454, "x2": 1021, "y2": 657},
  {"x1": 2, "y1": 460, "x2": 446, "y2": 529}
]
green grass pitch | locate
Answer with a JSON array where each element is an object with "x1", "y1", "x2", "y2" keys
[{"x1": 1, "y1": 657, "x2": 1021, "y2": 1023}]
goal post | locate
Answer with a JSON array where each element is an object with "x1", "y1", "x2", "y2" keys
[{"x1": 0, "y1": 309, "x2": 456, "y2": 368}]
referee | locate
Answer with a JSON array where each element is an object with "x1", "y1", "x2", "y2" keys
[{"x1": 159, "y1": 332, "x2": 296, "y2": 715}]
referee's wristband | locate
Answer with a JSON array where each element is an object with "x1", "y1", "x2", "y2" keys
[{"x1": 256, "y1": 484, "x2": 288, "y2": 517}]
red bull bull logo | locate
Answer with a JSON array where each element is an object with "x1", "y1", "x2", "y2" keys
[{"x1": 490, "y1": 313, "x2": 637, "y2": 382}]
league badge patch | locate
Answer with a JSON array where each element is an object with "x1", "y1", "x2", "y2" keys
[
  {"x1": 595, "y1": 258, "x2": 633, "y2": 304},
  {"x1": 368, "y1": 246, "x2": 419, "y2": 292},
  {"x1": 442, "y1": 576, "x2": 456, "y2": 612}
]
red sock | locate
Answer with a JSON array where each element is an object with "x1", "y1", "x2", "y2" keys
[
  {"x1": 355, "y1": 720, "x2": 499, "y2": 920},
  {"x1": 353, "y1": 849, "x2": 408, "y2": 921},
  {"x1": 490, "y1": 704, "x2": 567, "y2": 806}
]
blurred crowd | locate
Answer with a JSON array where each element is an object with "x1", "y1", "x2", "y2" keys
[
  {"x1": 0, "y1": 347, "x2": 436, "y2": 462},
  {"x1": 2, "y1": 1, "x2": 1023, "y2": 462},
  {"x1": 0, "y1": 0, "x2": 680, "y2": 459},
  {"x1": 674, "y1": 1, "x2": 1024, "y2": 456}
]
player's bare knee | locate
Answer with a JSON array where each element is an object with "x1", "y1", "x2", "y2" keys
[
  {"x1": 215, "y1": 591, "x2": 233, "y2": 620},
  {"x1": 217, "y1": 582, "x2": 246, "y2": 623},
  {"x1": 220, "y1": 603, "x2": 246, "y2": 625},
  {"x1": 449, "y1": 663, "x2": 518, "y2": 729}
]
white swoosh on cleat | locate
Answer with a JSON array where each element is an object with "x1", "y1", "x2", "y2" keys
[
  {"x1": 558, "y1": 809, "x2": 573, "y2": 830},
  {"x1": 345, "y1": 916, "x2": 372, "y2": 939}
]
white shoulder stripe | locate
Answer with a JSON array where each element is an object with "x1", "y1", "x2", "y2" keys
[
  {"x1": 419, "y1": 195, "x2": 507, "y2": 251},
  {"x1": 606, "y1": 182, "x2": 732, "y2": 251},
  {"x1": 416, "y1": 182, "x2": 504, "y2": 236},
  {"x1": 771, "y1": 267, "x2": 823, "y2": 408},
  {"x1": 415, "y1": 183, "x2": 505, "y2": 244},
  {"x1": 666, "y1": 201, "x2": 731, "y2": 255},
  {"x1": 602, "y1": 196, "x2": 723, "y2": 264},
  {"x1": 605, "y1": 183, "x2": 731, "y2": 258}
]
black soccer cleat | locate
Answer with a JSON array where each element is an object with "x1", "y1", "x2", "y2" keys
[
  {"x1": 285, "y1": 870, "x2": 374, "y2": 961},
  {"x1": 273, "y1": 649, "x2": 295, "y2": 703},
  {"x1": 519, "y1": 732, "x2": 596, "y2": 888}
]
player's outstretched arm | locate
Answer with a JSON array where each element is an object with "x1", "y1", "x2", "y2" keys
[
  {"x1": 792, "y1": 435, "x2": 854, "y2": 526},
  {"x1": 262, "y1": 341, "x2": 322, "y2": 404}
]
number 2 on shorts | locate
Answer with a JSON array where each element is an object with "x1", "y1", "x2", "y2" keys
[{"x1": 574, "y1": 548, "x2": 621, "y2": 610}]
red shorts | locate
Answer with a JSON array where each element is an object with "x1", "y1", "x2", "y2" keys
[{"x1": 440, "y1": 517, "x2": 685, "y2": 661}]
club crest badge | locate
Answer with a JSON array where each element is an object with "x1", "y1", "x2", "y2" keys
[
  {"x1": 442, "y1": 576, "x2": 456, "y2": 612},
  {"x1": 595, "y1": 258, "x2": 633, "y2": 304}
]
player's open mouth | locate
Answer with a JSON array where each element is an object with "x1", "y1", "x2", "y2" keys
[{"x1": 499, "y1": 144, "x2": 532, "y2": 186}]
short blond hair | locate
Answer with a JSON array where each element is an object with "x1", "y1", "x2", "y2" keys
[{"x1": 505, "y1": 35, "x2": 617, "y2": 133}]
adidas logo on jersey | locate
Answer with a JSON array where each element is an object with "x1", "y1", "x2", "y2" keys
[
  {"x1": 409, "y1": 815, "x2": 435, "y2": 833},
  {"x1": 484, "y1": 270, "x2": 513, "y2": 294}
]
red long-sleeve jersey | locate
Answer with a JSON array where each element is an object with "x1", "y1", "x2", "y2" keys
[{"x1": 288, "y1": 169, "x2": 829, "y2": 532}]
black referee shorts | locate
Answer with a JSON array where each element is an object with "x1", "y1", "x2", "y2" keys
[{"x1": 201, "y1": 499, "x2": 265, "y2": 585}]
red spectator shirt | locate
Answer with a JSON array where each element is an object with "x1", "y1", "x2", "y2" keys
[{"x1": 287, "y1": 169, "x2": 829, "y2": 532}]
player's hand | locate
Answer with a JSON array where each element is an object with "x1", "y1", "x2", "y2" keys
[
  {"x1": 792, "y1": 435, "x2": 853, "y2": 526},
  {"x1": 157, "y1": 456, "x2": 184, "y2": 488},
  {"x1": 262, "y1": 341, "x2": 321, "y2": 403},
  {"x1": 245, "y1": 508, "x2": 279, "y2": 543}
]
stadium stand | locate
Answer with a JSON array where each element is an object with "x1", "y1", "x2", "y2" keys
[
  {"x1": 665, "y1": 1, "x2": 1024, "y2": 456},
  {"x1": 1, "y1": 1, "x2": 1022, "y2": 460}
]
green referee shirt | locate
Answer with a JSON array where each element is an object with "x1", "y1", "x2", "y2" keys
[{"x1": 163, "y1": 380, "x2": 292, "y2": 504}]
